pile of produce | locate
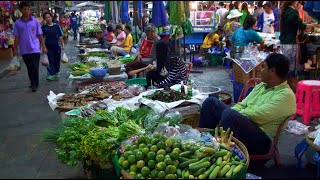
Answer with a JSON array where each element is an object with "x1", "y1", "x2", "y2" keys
[
  {"x1": 83, "y1": 23, "x2": 101, "y2": 33},
  {"x1": 68, "y1": 62, "x2": 107, "y2": 71},
  {"x1": 56, "y1": 90, "x2": 111, "y2": 108},
  {"x1": 116, "y1": 129, "x2": 247, "y2": 179},
  {"x1": 143, "y1": 90, "x2": 192, "y2": 103},
  {"x1": 77, "y1": 81, "x2": 127, "y2": 93},
  {"x1": 42, "y1": 107, "x2": 182, "y2": 167},
  {"x1": 68, "y1": 62, "x2": 107, "y2": 76},
  {"x1": 118, "y1": 55, "x2": 134, "y2": 64}
]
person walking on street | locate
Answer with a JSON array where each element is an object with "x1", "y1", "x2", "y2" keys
[
  {"x1": 42, "y1": 12, "x2": 64, "y2": 81},
  {"x1": 253, "y1": 1, "x2": 264, "y2": 20},
  {"x1": 13, "y1": 1, "x2": 47, "y2": 92},
  {"x1": 70, "y1": 12, "x2": 78, "y2": 40}
]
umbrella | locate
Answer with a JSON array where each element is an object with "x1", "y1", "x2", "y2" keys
[
  {"x1": 104, "y1": 1, "x2": 112, "y2": 21},
  {"x1": 138, "y1": 1, "x2": 143, "y2": 19},
  {"x1": 120, "y1": 1, "x2": 130, "y2": 24},
  {"x1": 152, "y1": 1, "x2": 167, "y2": 33},
  {"x1": 168, "y1": 1, "x2": 193, "y2": 60},
  {"x1": 112, "y1": 1, "x2": 120, "y2": 24},
  {"x1": 133, "y1": 1, "x2": 140, "y2": 44}
]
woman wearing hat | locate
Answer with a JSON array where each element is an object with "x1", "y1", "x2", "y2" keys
[{"x1": 223, "y1": 9, "x2": 243, "y2": 47}]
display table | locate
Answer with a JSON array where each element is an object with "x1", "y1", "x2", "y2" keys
[
  {"x1": 67, "y1": 72, "x2": 128, "y2": 90},
  {"x1": 0, "y1": 47, "x2": 13, "y2": 60}
]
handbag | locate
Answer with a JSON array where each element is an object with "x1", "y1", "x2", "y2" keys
[{"x1": 139, "y1": 38, "x2": 154, "y2": 58}]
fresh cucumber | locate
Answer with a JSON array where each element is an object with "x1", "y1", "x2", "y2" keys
[
  {"x1": 179, "y1": 159, "x2": 199, "y2": 169},
  {"x1": 213, "y1": 149, "x2": 229, "y2": 158},
  {"x1": 180, "y1": 150, "x2": 193, "y2": 158},
  {"x1": 198, "y1": 164, "x2": 216, "y2": 179},
  {"x1": 189, "y1": 157, "x2": 210, "y2": 167},
  {"x1": 189, "y1": 161, "x2": 211, "y2": 172}
]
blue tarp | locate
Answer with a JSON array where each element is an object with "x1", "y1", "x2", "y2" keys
[
  {"x1": 152, "y1": 1, "x2": 167, "y2": 27},
  {"x1": 120, "y1": 1, "x2": 130, "y2": 23}
]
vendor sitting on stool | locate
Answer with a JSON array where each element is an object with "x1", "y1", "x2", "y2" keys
[
  {"x1": 96, "y1": 24, "x2": 108, "y2": 48},
  {"x1": 125, "y1": 25, "x2": 160, "y2": 79},
  {"x1": 146, "y1": 40, "x2": 187, "y2": 89},
  {"x1": 201, "y1": 27, "x2": 224, "y2": 54},
  {"x1": 199, "y1": 53, "x2": 296, "y2": 155}
]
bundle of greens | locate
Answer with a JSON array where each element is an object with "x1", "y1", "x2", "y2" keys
[
  {"x1": 54, "y1": 117, "x2": 96, "y2": 166},
  {"x1": 118, "y1": 56, "x2": 134, "y2": 64},
  {"x1": 144, "y1": 90, "x2": 192, "y2": 103},
  {"x1": 80, "y1": 126, "x2": 120, "y2": 167},
  {"x1": 118, "y1": 120, "x2": 145, "y2": 141}
]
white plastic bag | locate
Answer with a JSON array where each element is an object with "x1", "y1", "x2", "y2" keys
[
  {"x1": 41, "y1": 53, "x2": 49, "y2": 66},
  {"x1": 61, "y1": 51, "x2": 69, "y2": 63},
  {"x1": 285, "y1": 120, "x2": 310, "y2": 135},
  {"x1": 9, "y1": 55, "x2": 21, "y2": 71}
]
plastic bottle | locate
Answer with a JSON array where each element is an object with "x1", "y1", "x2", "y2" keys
[
  {"x1": 180, "y1": 81, "x2": 185, "y2": 94},
  {"x1": 187, "y1": 79, "x2": 192, "y2": 96}
]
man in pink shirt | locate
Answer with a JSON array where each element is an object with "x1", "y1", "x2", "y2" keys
[{"x1": 13, "y1": 1, "x2": 47, "y2": 92}]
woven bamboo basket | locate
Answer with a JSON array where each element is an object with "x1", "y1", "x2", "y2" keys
[
  {"x1": 306, "y1": 135, "x2": 320, "y2": 151},
  {"x1": 180, "y1": 113, "x2": 200, "y2": 128},
  {"x1": 197, "y1": 128, "x2": 250, "y2": 168}
]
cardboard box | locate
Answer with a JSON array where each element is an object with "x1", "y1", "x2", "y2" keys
[
  {"x1": 232, "y1": 63, "x2": 262, "y2": 84},
  {"x1": 0, "y1": 48, "x2": 13, "y2": 60}
]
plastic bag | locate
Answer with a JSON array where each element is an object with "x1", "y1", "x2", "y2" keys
[
  {"x1": 9, "y1": 55, "x2": 21, "y2": 71},
  {"x1": 246, "y1": 173, "x2": 262, "y2": 179},
  {"x1": 285, "y1": 120, "x2": 310, "y2": 135},
  {"x1": 144, "y1": 112, "x2": 163, "y2": 133},
  {"x1": 41, "y1": 53, "x2": 49, "y2": 66},
  {"x1": 119, "y1": 89, "x2": 135, "y2": 99},
  {"x1": 153, "y1": 122, "x2": 180, "y2": 137},
  {"x1": 61, "y1": 51, "x2": 69, "y2": 63},
  {"x1": 126, "y1": 84, "x2": 146, "y2": 96},
  {"x1": 178, "y1": 128, "x2": 202, "y2": 144}
]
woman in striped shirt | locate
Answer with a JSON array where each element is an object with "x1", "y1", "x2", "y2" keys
[{"x1": 146, "y1": 40, "x2": 186, "y2": 89}]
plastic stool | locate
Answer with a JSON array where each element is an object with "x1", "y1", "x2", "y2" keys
[{"x1": 294, "y1": 80, "x2": 320, "y2": 125}]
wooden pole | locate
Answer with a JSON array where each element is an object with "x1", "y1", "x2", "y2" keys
[{"x1": 37, "y1": 1, "x2": 40, "y2": 17}]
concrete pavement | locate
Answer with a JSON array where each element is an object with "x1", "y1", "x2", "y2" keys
[{"x1": 0, "y1": 37, "x2": 316, "y2": 179}]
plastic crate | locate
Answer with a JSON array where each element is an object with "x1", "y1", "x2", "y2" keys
[
  {"x1": 208, "y1": 53, "x2": 225, "y2": 67},
  {"x1": 233, "y1": 81, "x2": 253, "y2": 102},
  {"x1": 125, "y1": 78, "x2": 147, "y2": 86}
]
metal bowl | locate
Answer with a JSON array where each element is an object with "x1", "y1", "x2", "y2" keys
[
  {"x1": 307, "y1": 33, "x2": 320, "y2": 45},
  {"x1": 197, "y1": 86, "x2": 221, "y2": 96},
  {"x1": 229, "y1": 46, "x2": 245, "y2": 53}
]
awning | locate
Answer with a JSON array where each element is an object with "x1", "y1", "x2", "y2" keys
[
  {"x1": 65, "y1": 6, "x2": 81, "y2": 12},
  {"x1": 51, "y1": 4, "x2": 64, "y2": 9}
]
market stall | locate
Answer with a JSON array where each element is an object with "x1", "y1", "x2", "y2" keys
[
  {"x1": 0, "y1": 1, "x2": 15, "y2": 60},
  {"x1": 44, "y1": 83, "x2": 249, "y2": 179}
]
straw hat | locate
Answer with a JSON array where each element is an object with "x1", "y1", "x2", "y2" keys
[{"x1": 227, "y1": 9, "x2": 243, "y2": 19}]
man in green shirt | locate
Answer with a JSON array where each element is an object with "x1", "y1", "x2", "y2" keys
[{"x1": 199, "y1": 53, "x2": 296, "y2": 155}]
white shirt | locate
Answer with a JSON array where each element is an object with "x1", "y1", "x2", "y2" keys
[
  {"x1": 216, "y1": 8, "x2": 229, "y2": 26},
  {"x1": 262, "y1": 11, "x2": 275, "y2": 33}
]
